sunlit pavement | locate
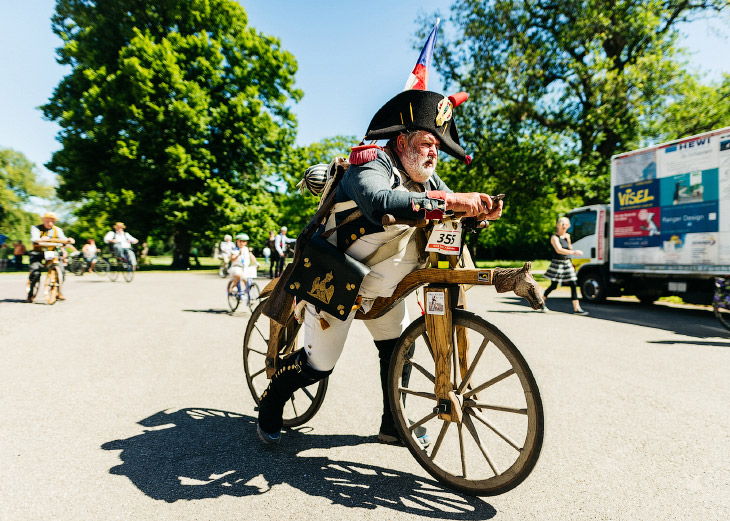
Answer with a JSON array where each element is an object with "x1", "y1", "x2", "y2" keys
[{"x1": 1, "y1": 271, "x2": 728, "y2": 521}]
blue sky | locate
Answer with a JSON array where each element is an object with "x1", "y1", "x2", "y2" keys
[{"x1": 1, "y1": 1, "x2": 728, "y2": 187}]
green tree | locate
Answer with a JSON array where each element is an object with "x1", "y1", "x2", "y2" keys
[
  {"x1": 651, "y1": 73, "x2": 730, "y2": 141},
  {"x1": 0, "y1": 148, "x2": 53, "y2": 241},
  {"x1": 424, "y1": 0, "x2": 730, "y2": 257},
  {"x1": 42, "y1": 0, "x2": 301, "y2": 268}
]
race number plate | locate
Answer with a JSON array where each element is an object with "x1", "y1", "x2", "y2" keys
[
  {"x1": 44, "y1": 250, "x2": 58, "y2": 261},
  {"x1": 425, "y1": 221, "x2": 462, "y2": 255}
]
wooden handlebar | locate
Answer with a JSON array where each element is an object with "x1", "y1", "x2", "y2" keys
[{"x1": 381, "y1": 214, "x2": 489, "y2": 230}]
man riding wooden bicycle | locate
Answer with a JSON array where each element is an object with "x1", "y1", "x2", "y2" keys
[{"x1": 256, "y1": 89, "x2": 505, "y2": 445}]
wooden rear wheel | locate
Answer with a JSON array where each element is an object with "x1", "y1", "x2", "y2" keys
[{"x1": 242, "y1": 301, "x2": 327, "y2": 427}]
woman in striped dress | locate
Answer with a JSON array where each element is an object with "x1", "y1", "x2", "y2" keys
[{"x1": 542, "y1": 217, "x2": 588, "y2": 315}]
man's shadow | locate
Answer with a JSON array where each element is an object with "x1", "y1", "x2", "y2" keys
[{"x1": 102, "y1": 408, "x2": 496, "y2": 517}]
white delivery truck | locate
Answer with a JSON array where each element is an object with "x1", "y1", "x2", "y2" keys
[{"x1": 566, "y1": 126, "x2": 730, "y2": 304}]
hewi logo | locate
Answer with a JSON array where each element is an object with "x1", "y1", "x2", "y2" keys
[
  {"x1": 617, "y1": 188, "x2": 654, "y2": 206},
  {"x1": 665, "y1": 137, "x2": 711, "y2": 153}
]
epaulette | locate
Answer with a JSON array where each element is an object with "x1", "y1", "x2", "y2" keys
[{"x1": 348, "y1": 144, "x2": 383, "y2": 165}]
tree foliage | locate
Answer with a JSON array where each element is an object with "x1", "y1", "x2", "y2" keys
[
  {"x1": 650, "y1": 73, "x2": 730, "y2": 141},
  {"x1": 424, "y1": 0, "x2": 730, "y2": 257},
  {"x1": 0, "y1": 148, "x2": 53, "y2": 241},
  {"x1": 42, "y1": 0, "x2": 301, "y2": 266}
]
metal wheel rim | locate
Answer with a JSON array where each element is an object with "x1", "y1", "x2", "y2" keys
[
  {"x1": 228, "y1": 288, "x2": 241, "y2": 312},
  {"x1": 714, "y1": 304, "x2": 730, "y2": 332},
  {"x1": 247, "y1": 282, "x2": 261, "y2": 311},
  {"x1": 122, "y1": 262, "x2": 134, "y2": 282},
  {"x1": 45, "y1": 268, "x2": 59, "y2": 305},
  {"x1": 94, "y1": 259, "x2": 110, "y2": 275},
  {"x1": 108, "y1": 260, "x2": 119, "y2": 281},
  {"x1": 389, "y1": 310, "x2": 544, "y2": 496},
  {"x1": 243, "y1": 301, "x2": 327, "y2": 427}
]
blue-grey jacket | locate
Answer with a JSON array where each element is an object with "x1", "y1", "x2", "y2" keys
[{"x1": 331, "y1": 147, "x2": 450, "y2": 251}]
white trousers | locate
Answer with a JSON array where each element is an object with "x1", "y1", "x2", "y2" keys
[{"x1": 302, "y1": 300, "x2": 411, "y2": 371}]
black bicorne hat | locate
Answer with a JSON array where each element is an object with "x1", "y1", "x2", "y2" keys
[{"x1": 364, "y1": 90, "x2": 469, "y2": 162}]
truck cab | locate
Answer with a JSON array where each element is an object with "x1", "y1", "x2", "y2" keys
[{"x1": 566, "y1": 205, "x2": 612, "y2": 302}]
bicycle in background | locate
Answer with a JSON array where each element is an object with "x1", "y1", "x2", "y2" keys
[
  {"x1": 69, "y1": 252, "x2": 110, "y2": 277},
  {"x1": 26, "y1": 241, "x2": 65, "y2": 305},
  {"x1": 713, "y1": 276, "x2": 730, "y2": 332},
  {"x1": 228, "y1": 275, "x2": 261, "y2": 312}
]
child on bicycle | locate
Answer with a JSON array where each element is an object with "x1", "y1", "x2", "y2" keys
[{"x1": 227, "y1": 233, "x2": 259, "y2": 297}]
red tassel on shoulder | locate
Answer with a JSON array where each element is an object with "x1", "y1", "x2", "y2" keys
[{"x1": 349, "y1": 144, "x2": 382, "y2": 165}]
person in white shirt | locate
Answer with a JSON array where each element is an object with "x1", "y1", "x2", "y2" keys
[
  {"x1": 104, "y1": 222, "x2": 139, "y2": 268},
  {"x1": 227, "y1": 233, "x2": 259, "y2": 297},
  {"x1": 273, "y1": 226, "x2": 296, "y2": 278},
  {"x1": 81, "y1": 239, "x2": 98, "y2": 273},
  {"x1": 219, "y1": 234, "x2": 234, "y2": 266}
]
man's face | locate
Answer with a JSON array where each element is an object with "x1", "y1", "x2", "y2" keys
[
  {"x1": 114, "y1": 226, "x2": 123, "y2": 233},
  {"x1": 398, "y1": 131, "x2": 439, "y2": 183},
  {"x1": 42, "y1": 217, "x2": 55, "y2": 229}
]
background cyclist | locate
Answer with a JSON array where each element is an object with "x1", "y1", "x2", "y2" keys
[
  {"x1": 104, "y1": 222, "x2": 138, "y2": 269},
  {"x1": 227, "y1": 233, "x2": 259, "y2": 298},
  {"x1": 27, "y1": 211, "x2": 75, "y2": 302}
]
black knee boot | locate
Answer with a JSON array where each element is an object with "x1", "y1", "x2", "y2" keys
[
  {"x1": 257, "y1": 348, "x2": 331, "y2": 444},
  {"x1": 375, "y1": 338, "x2": 402, "y2": 442},
  {"x1": 375, "y1": 338, "x2": 430, "y2": 447}
]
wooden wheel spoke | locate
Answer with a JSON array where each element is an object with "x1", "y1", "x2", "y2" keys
[
  {"x1": 250, "y1": 367, "x2": 266, "y2": 379},
  {"x1": 301, "y1": 386, "x2": 315, "y2": 401},
  {"x1": 428, "y1": 420, "x2": 450, "y2": 460},
  {"x1": 456, "y1": 337, "x2": 489, "y2": 394},
  {"x1": 464, "y1": 400, "x2": 528, "y2": 415},
  {"x1": 289, "y1": 397, "x2": 299, "y2": 416},
  {"x1": 398, "y1": 386, "x2": 436, "y2": 400},
  {"x1": 463, "y1": 368, "x2": 515, "y2": 398},
  {"x1": 406, "y1": 359, "x2": 435, "y2": 384},
  {"x1": 408, "y1": 411, "x2": 437, "y2": 433},
  {"x1": 248, "y1": 347, "x2": 268, "y2": 357},
  {"x1": 253, "y1": 324, "x2": 268, "y2": 344},
  {"x1": 466, "y1": 408, "x2": 523, "y2": 451},
  {"x1": 452, "y1": 332, "x2": 461, "y2": 388},
  {"x1": 458, "y1": 423, "x2": 467, "y2": 478},
  {"x1": 463, "y1": 413, "x2": 499, "y2": 476},
  {"x1": 421, "y1": 332, "x2": 435, "y2": 360}
]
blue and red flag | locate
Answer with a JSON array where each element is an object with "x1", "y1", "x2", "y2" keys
[{"x1": 404, "y1": 18, "x2": 440, "y2": 91}]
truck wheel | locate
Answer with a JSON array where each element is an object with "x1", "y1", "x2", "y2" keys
[
  {"x1": 637, "y1": 295, "x2": 658, "y2": 305},
  {"x1": 580, "y1": 274, "x2": 606, "y2": 303}
]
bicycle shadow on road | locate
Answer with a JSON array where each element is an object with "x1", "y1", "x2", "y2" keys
[
  {"x1": 182, "y1": 308, "x2": 250, "y2": 317},
  {"x1": 102, "y1": 407, "x2": 496, "y2": 518},
  {"x1": 496, "y1": 296, "x2": 730, "y2": 343}
]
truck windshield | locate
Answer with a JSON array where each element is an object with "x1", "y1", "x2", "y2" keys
[{"x1": 569, "y1": 211, "x2": 597, "y2": 243}]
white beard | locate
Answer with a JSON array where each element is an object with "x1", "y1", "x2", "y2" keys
[{"x1": 401, "y1": 145, "x2": 437, "y2": 184}]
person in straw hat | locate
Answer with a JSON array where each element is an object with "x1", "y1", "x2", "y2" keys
[
  {"x1": 27, "y1": 211, "x2": 75, "y2": 302},
  {"x1": 104, "y1": 222, "x2": 139, "y2": 269}
]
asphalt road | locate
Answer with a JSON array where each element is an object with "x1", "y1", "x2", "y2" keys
[{"x1": 1, "y1": 270, "x2": 728, "y2": 521}]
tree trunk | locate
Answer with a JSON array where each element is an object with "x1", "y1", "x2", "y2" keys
[{"x1": 171, "y1": 226, "x2": 191, "y2": 270}]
